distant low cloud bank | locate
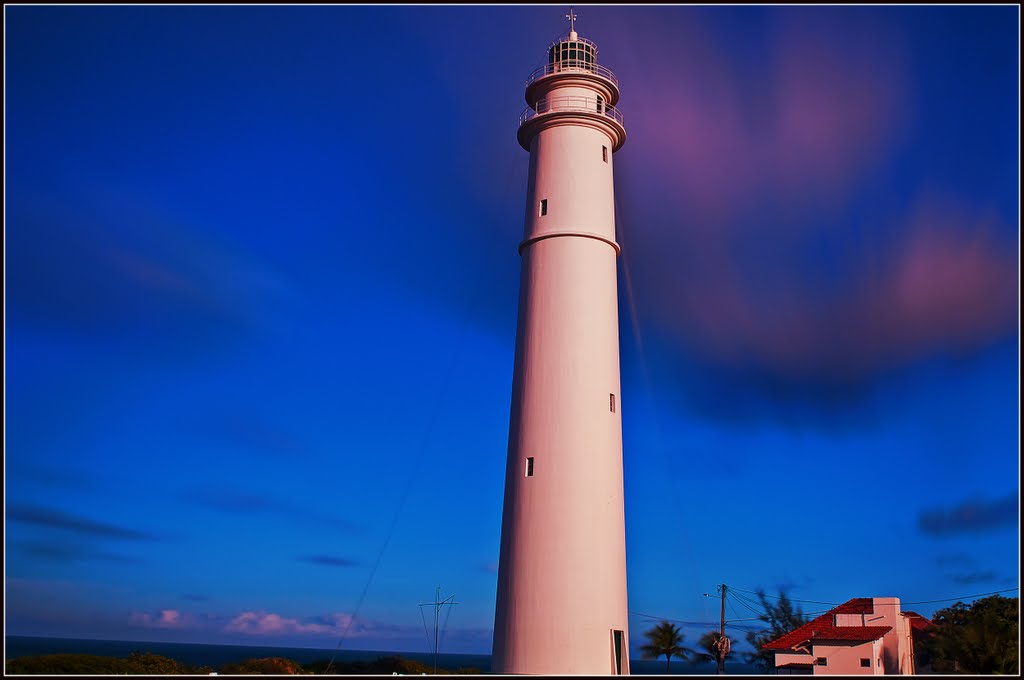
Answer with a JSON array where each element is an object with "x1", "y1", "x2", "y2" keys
[{"x1": 918, "y1": 493, "x2": 1018, "y2": 536}]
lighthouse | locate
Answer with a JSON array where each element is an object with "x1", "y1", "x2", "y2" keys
[{"x1": 492, "y1": 10, "x2": 629, "y2": 676}]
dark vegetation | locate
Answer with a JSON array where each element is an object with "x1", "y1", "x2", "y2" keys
[
  {"x1": 741, "y1": 589, "x2": 808, "y2": 673},
  {"x1": 638, "y1": 620, "x2": 694, "y2": 672},
  {"x1": 4, "y1": 651, "x2": 483, "y2": 675},
  {"x1": 915, "y1": 594, "x2": 1019, "y2": 675},
  {"x1": 3, "y1": 651, "x2": 211, "y2": 675}
]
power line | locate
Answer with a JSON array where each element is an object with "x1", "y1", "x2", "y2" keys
[
  {"x1": 630, "y1": 610, "x2": 719, "y2": 628},
  {"x1": 321, "y1": 145, "x2": 521, "y2": 676},
  {"x1": 727, "y1": 586, "x2": 839, "y2": 606},
  {"x1": 727, "y1": 585, "x2": 1019, "y2": 608},
  {"x1": 635, "y1": 585, "x2": 1021, "y2": 643},
  {"x1": 902, "y1": 588, "x2": 1019, "y2": 605},
  {"x1": 729, "y1": 591, "x2": 769, "y2": 618}
]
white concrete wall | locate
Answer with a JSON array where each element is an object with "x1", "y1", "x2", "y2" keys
[{"x1": 493, "y1": 45, "x2": 628, "y2": 676}]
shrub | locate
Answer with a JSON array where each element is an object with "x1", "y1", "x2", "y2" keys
[{"x1": 220, "y1": 656, "x2": 305, "y2": 675}]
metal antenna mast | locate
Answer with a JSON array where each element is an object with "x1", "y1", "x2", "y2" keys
[{"x1": 418, "y1": 585, "x2": 458, "y2": 674}]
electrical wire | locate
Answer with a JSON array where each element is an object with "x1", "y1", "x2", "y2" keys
[
  {"x1": 321, "y1": 143, "x2": 522, "y2": 675},
  {"x1": 727, "y1": 584, "x2": 1019, "y2": 608},
  {"x1": 636, "y1": 582, "x2": 1018, "y2": 642}
]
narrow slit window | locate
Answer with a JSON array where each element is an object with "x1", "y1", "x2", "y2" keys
[
  {"x1": 612, "y1": 630, "x2": 624, "y2": 675},
  {"x1": 596, "y1": 94, "x2": 604, "y2": 113},
  {"x1": 539, "y1": 199, "x2": 548, "y2": 216},
  {"x1": 610, "y1": 393, "x2": 616, "y2": 413},
  {"x1": 602, "y1": 145, "x2": 608, "y2": 163},
  {"x1": 525, "y1": 457, "x2": 534, "y2": 477}
]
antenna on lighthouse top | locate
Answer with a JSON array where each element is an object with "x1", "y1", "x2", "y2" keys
[{"x1": 566, "y1": 6, "x2": 577, "y2": 40}]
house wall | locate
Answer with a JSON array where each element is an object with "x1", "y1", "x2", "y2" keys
[
  {"x1": 810, "y1": 640, "x2": 881, "y2": 675},
  {"x1": 776, "y1": 652, "x2": 814, "y2": 667},
  {"x1": 867, "y1": 597, "x2": 911, "y2": 674},
  {"x1": 772, "y1": 597, "x2": 917, "y2": 675},
  {"x1": 835, "y1": 613, "x2": 866, "y2": 627}
]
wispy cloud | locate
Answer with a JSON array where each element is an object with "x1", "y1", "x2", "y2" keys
[
  {"x1": 130, "y1": 609, "x2": 191, "y2": 629},
  {"x1": 8, "y1": 503, "x2": 155, "y2": 540},
  {"x1": 948, "y1": 571, "x2": 998, "y2": 586},
  {"x1": 184, "y1": 487, "x2": 360, "y2": 535},
  {"x1": 296, "y1": 554, "x2": 357, "y2": 568},
  {"x1": 918, "y1": 493, "x2": 1018, "y2": 536},
  {"x1": 16, "y1": 541, "x2": 140, "y2": 564},
  {"x1": 5, "y1": 196, "x2": 294, "y2": 354}
]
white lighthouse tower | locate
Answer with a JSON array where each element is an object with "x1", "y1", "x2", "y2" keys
[{"x1": 492, "y1": 10, "x2": 629, "y2": 675}]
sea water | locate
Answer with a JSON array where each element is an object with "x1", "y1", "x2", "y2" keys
[{"x1": 4, "y1": 635, "x2": 763, "y2": 674}]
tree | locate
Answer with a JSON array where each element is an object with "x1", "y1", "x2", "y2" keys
[
  {"x1": 220, "y1": 657, "x2": 304, "y2": 675},
  {"x1": 640, "y1": 620, "x2": 692, "y2": 673},
  {"x1": 742, "y1": 590, "x2": 808, "y2": 674},
  {"x1": 4, "y1": 653, "x2": 133, "y2": 674},
  {"x1": 126, "y1": 651, "x2": 207, "y2": 674},
  {"x1": 691, "y1": 631, "x2": 735, "y2": 670},
  {"x1": 916, "y1": 595, "x2": 1018, "y2": 674}
]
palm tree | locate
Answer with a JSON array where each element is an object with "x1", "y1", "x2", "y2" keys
[{"x1": 640, "y1": 620, "x2": 691, "y2": 673}]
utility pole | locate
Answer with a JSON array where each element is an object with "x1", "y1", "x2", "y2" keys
[
  {"x1": 717, "y1": 584, "x2": 729, "y2": 675},
  {"x1": 418, "y1": 585, "x2": 458, "y2": 675}
]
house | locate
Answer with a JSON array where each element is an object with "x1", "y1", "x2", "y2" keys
[{"x1": 763, "y1": 597, "x2": 924, "y2": 674}]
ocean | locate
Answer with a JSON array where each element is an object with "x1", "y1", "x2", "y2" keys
[{"x1": 4, "y1": 636, "x2": 763, "y2": 674}]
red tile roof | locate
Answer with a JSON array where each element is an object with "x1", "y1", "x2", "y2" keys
[
  {"x1": 812, "y1": 625, "x2": 892, "y2": 642},
  {"x1": 763, "y1": 598, "x2": 876, "y2": 651},
  {"x1": 902, "y1": 611, "x2": 931, "y2": 631}
]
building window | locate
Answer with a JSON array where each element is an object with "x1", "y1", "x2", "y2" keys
[
  {"x1": 525, "y1": 457, "x2": 534, "y2": 477},
  {"x1": 877, "y1": 658, "x2": 881, "y2": 667},
  {"x1": 814, "y1": 658, "x2": 827, "y2": 666},
  {"x1": 860, "y1": 659, "x2": 871, "y2": 668},
  {"x1": 610, "y1": 393, "x2": 616, "y2": 413},
  {"x1": 596, "y1": 95, "x2": 604, "y2": 113},
  {"x1": 539, "y1": 199, "x2": 548, "y2": 216},
  {"x1": 612, "y1": 630, "x2": 624, "y2": 675},
  {"x1": 602, "y1": 145, "x2": 608, "y2": 163}
]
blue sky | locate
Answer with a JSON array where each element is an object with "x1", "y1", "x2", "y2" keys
[{"x1": 4, "y1": 5, "x2": 1019, "y2": 657}]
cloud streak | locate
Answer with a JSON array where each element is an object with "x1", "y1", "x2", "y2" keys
[
  {"x1": 5, "y1": 196, "x2": 294, "y2": 357},
  {"x1": 918, "y1": 493, "x2": 1018, "y2": 536},
  {"x1": 948, "y1": 571, "x2": 998, "y2": 586},
  {"x1": 296, "y1": 554, "x2": 357, "y2": 568},
  {"x1": 16, "y1": 541, "x2": 141, "y2": 564},
  {"x1": 9, "y1": 504, "x2": 155, "y2": 540},
  {"x1": 184, "y1": 488, "x2": 360, "y2": 535}
]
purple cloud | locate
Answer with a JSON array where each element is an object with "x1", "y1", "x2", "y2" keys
[{"x1": 919, "y1": 493, "x2": 1018, "y2": 536}]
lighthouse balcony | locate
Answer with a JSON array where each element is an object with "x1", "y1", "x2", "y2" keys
[
  {"x1": 517, "y1": 95, "x2": 626, "y2": 151},
  {"x1": 525, "y1": 59, "x2": 619, "y2": 89},
  {"x1": 519, "y1": 95, "x2": 624, "y2": 127}
]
